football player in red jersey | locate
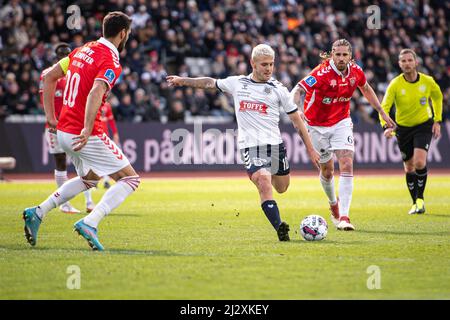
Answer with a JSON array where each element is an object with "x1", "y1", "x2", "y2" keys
[
  {"x1": 40, "y1": 44, "x2": 95, "y2": 214},
  {"x1": 23, "y1": 12, "x2": 140, "y2": 251},
  {"x1": 292, "y1": 39, "x2": 395, "y2": 231},
  {"x1": 99, "y1": 99, "x2": 120, "y2": 189}
]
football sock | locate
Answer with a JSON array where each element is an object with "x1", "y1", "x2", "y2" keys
[
  {"x1": 54, "y1": 170, "x2": 68, "y2": 187},
  {"x1": 416, "y1": 167, "x2": 427, "y2": 200},
  {"x1": 84, "y1": 189, "x2": 93, "y2": 204},
  {"x1": 83, "y1": 176, "x2": 140, "y2": 229},
  {"x1": 319, "y1": 173, "x2": 337, "y2": 204},
  {"x1": 261, "y1": 200, "x2": 282, "y2": 230},
  {"x1": 406, "y1": 172, "x2": 417, "y2": 203},
  {"x1": 36, "y1": 177, "x2": 97, "y2": 219},
  {"x1": 338, "y1": 173, "x2": 353, "y2": 217},
  {"x1": 103, "y1": 175, "x2": 110, "y2": 183}
]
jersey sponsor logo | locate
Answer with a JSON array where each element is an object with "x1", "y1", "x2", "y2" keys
[
  {"x1": 304, "y1": 76, "x2": 317, "y2": 87},
  {"x1": 336, "y1": 97, "x2": 351, "y2": 102},
  {"x1": 323, "y1": 96, "x2": 352, "y2": 104},
  {"x1": 239, "y1": 101, "x2": 268, "y2": 114},
  {"x1": 104, "y1": 69, "x2": 116, "y2": 84},
  {"x1": 322, "y1": 97, "x2": 332, "y2": 104}
]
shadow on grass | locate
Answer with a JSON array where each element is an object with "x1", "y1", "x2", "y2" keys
[
  {"x1": 0, "y1": 245, "x2": 185, "y2": 256},
  {"x1": 107, "y1": 214, "x2": 142, "y2": 218},
  {"x1": 425, "y1": 214, "x2": 450, "y2": 218},
  {"x1": 289, "y1": 239, "x2": 365, "y2": 245},
  {"x1": 357, "y1": 229, "x2": 450, "y2": 236}
]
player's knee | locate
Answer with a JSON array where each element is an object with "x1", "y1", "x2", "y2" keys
[
  {"x1": 414, "y1": 160, "x2": 426, "y2": 170},
  {"x1": 254, "y1": 174, "x2": 271, "y2": 194},
  {"x1": 321, "y1": 168, "x2": 334, "y2": 180},
  {"x1": 275, "y1": 183, "x2": 289, "y2": 194},
  {"x1": 339, "y1": 159, "x2": 353, "y2": 174}
]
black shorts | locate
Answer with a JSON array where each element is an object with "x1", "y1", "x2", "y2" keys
[
  {"x1": 396, "y1": 119, "x2": 433, "y2": 161},
  {"x1": 240, "y1": 143, "x2": 290, "y2": 177}
]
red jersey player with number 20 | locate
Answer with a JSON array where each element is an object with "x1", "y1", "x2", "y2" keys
[
  {"x1": 292, "y1": 39, "x2": 395, "y2": 231},
  {"x1": 23, "y1": 12, "x2": 140, "y2": 251}
]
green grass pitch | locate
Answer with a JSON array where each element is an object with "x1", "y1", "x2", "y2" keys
[{"x1": 0, "y1": 175, "x2": 449, "y2": 299}]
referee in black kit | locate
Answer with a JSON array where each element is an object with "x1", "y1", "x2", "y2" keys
[{"x1": 380, "y1": 49, "x2": 443, "y2": 215}]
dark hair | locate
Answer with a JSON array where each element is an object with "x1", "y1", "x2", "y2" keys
[
  {"x1": 103, "y1": 11, "x2": 132, "y2": 38},
  {"x1": 55, "y1": 42, "x2": 71, "y2": 59}
]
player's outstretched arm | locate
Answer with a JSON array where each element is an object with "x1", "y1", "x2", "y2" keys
[
  {"x1": 166, "y1": 75, "x2": 217, "y2": 90},
  {"x1": 72, "y1": 80, "x2": 108, "y2": 151},
  {"x1": 288, "y1": 111, "x2": 320, "y2": 169},
  {"x1": 42, "y1": 63, "x2": 65, "y2": 129},
  {"x1": 359, "y1": 82, "x2": 396, "y2": 129}
]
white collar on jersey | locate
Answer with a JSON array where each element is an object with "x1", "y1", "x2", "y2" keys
[
  {"x1": 330, "y1": 59, "x2": 351, "y2": 79},
  {"x1": 98, "y1": 37, "x2": 120, "y2": 60}
]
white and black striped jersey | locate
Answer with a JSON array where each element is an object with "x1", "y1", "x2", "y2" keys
[{"x1": 216, "y1": 74, "x2": 298, "y2": 149}]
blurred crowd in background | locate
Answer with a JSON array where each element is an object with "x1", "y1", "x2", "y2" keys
[{"x1": 0, "y1": 0, "x2": 449, "y2": 124}]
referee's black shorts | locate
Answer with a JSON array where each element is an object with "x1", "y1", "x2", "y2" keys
[{"x1": 395, "y1": 119, "x2": 433, "y2": 161}]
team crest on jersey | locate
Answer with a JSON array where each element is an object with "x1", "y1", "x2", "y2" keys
[
  {"x1": 304, "y1": 76, "x2": 317, "y2": 87},
  {"x1": 420, "y1": 97, "x2": 427, "y2": 105},
  {"x1": 419, "y1": 85, "x2": 426, "y2": 92},
  {"x1": 264, "y1": 86, "x2": 272, "y2": 94},
  {"x1": 55, "y1": 90, "x2": 62, "y2": 97},
  {"x1": 330, "y1": 79, "x2": 337, "y2": 88},
  {"x1": 104, "y1": 69, "x2": 116, "y2": 84},
  {"x1": 349, "y1": 77, "x2": 356, "y2": 86}
]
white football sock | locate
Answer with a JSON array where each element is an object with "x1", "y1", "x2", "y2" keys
[
  {"x1": 84, "y1": 189, "x2": 93, "y2": 204},
  {"x1": 103, "y1": 175, "x2": 110, "y2": 183},
  {"x1": 338, "y1": 174, "x2": 353, "y2": 217},
  {"x1": 83, "y1": 176, "x2": 140, "y2": 229},
  {"x1": 54, "y1": 170, "x2": 68, "y2": 187},
  {"x1": 320, "y1": 174, "x2": 337, "y2": 204},
  {"x1": 36, "y1": 177, "x2": 97, "y2": 219}
]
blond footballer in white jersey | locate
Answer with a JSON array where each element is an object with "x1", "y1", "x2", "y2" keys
[{"x1": 167, "y1": 44, "x2": 320, "y2": 242}]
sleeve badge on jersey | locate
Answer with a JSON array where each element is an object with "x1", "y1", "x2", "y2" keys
[
  {"x1": 104, "y1": 69, "x2": 116, "y2": 84},
  {"x1": 304, "y1": 76, "x2": 317, "y2": 87}
]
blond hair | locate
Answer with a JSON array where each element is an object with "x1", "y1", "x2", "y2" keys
[
  {"x1": 399, "y1": 48, "x2": 418, "y2": 61},
  {"x1": 251, "y1": 44, "x2": 275, "y2": 61}
]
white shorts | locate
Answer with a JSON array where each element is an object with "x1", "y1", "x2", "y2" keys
[
  {"x1": 45, "y1": 128, "x2": 64, "y2": 154},
  {"x1": 308, "y1": 118, "x2": 354, "y2": 163},
  {"x1": 57, "y1": 130, "x2": 130, "y2": 177}
]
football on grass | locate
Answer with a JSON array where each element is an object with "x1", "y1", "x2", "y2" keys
[{"x1": 300, "y1": 215, "x2": 328, "y2": 241}]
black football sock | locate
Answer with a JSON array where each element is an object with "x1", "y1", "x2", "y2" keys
[
  {"x1": 416, "y1": 167, "x2": 428, "y2": 200},
  {"x1": 406, "y1": 172, "x2": 417, "y2": 204},
  {"x1": 261, "y1": 200, "x2": 282, "y2": 230}
]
